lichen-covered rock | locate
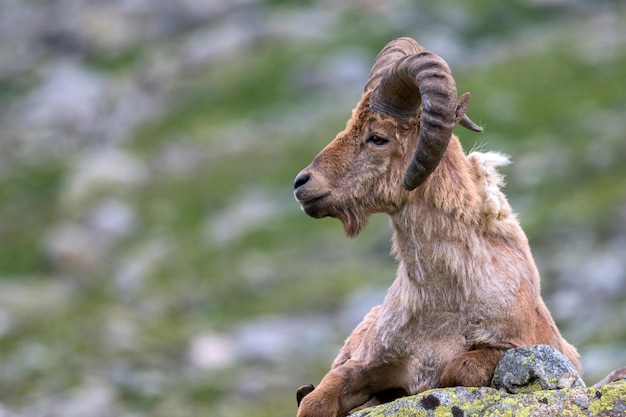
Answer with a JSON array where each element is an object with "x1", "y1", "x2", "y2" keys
[
  {"x1": 491, "y1": 345, "x2": 585, "y2": 393},
  {"x1": 350, "y1": 346, "x2": 623, "y2": 416},
  {"x1": 351, "y1": 379, "x2": 626, "y2": 417}
]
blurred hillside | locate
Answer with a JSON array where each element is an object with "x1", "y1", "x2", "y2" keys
[{"x1": 0, "y1": 0, "x2": 625, "y2": 416}]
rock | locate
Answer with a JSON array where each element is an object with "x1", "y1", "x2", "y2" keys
[
  {"x1": 61, "y1": 147, "x2": 148, "y2": 209},
  {"x1": 50, "y1": 378, "x2": 115, "y2": 417},
  {"x1": 205, "y1": 189, "x2": 279, "y2": 246},
  {"x1": 19, "y1": 62, "x2": 105, "y2": 134},
  {"x1": 87, "y1": 199, "x2": 136, "y2": 240},
  {"x1": 348, "y1": 346, "x2": 614, "y2": 417},
  {"x1": 232, "y1": 314, "x2": 338, "y2": 363},
  {"x1": 187, "y1": 332, "x2": 237, "y2": 371},
  {"x1": 351, "y1": 380, "x2": 626, "y2": 417},
  {"x1": 112, "y1": 238, "x2": 172, "y2": 296},
  {"x1": 491, "y1": 345, "x2": 585, "y2": 393},
  {"x1": 43, "y1": 222, "x2": 111, "y2": 271}
]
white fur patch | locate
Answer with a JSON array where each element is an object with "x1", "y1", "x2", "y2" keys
[
  {"x1": 468, "y1": 151, "x2": 512, "y2": 221},
  {"x1": 469, "y1": 151, "x2": 511, "y2": 168}
]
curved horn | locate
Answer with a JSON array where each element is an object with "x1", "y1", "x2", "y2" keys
[
  {"x1": 364, "y1": 37, "x2": 425, "y2": 93},
  {"x1": 368, "y1": 39, "x2": 482, "y2": 190}
]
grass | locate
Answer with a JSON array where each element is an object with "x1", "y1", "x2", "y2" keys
[{"x1": 0, "y1": 162, "x2": 64, "y2": 275}]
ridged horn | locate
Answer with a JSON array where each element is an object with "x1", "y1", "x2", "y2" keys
[
  {"x1": 364, "y1": 37, "x2": 425, "y2": 93},
  {"x1": 367, "y1": 38, "x2": 482, "y2": 190}
]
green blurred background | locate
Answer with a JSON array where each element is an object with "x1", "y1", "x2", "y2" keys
[{"x1": 0, "y1": 0, "x2": 625, "y2": 416}]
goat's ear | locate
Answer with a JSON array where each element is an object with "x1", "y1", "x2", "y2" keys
[
  {"x1": 455, "y1": 92, "x2": 483, "y2": 132},
  {"x1": 296, "y1": 384, "x2": 315, "y2": 407}
]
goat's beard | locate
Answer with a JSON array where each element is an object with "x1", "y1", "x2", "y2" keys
[{"x1": 334, "y1": 203, "x2": 369, "y2": 239}]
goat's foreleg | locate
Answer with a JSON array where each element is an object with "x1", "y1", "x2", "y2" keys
[
  {"x1": 297, "y1": 306, "x2": 405, "y2": 417},
  {"x1": 297, "y1": 360, "x2": 404, "y2": 417},
  {"x1": 439, "y1": 347, "x2": 506, "y2": 387}
]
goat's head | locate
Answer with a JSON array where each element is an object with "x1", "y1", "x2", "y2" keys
[{"x1": 293, "y1": 38, "x2": 482, "y2": 237}]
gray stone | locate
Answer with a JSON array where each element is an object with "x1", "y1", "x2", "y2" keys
[{"x1": 491, "y1": 345, "x2": 585, "y2": 393}]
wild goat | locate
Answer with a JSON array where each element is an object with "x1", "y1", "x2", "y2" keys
[{"x1": 292, "y1": 37, "x2": 581, "y2": 417}]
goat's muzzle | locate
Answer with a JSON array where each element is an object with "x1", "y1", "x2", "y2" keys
[{"x1": 293, "y1": 170, "x2": 330, "y2": 218}]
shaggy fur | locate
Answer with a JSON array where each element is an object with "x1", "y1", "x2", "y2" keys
[{"x1": 293, "y1": 85, "x2": 580, "y2": 417}]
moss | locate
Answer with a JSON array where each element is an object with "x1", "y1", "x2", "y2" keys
[
  {"x1": 512, "y1": 380, "x2": 544, "y2": 394},
  {"x1": 353, "y1": 380, "x2": 626, "y2": 417},
  {"x1": 588, "y1": 383, "x2": 623, "y2": 415}
]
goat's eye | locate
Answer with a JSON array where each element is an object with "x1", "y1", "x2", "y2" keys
[{"x1": 367, "y1": 135, "x2": 389, "y2": 146}]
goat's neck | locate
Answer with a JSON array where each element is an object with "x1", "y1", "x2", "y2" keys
[
  {"x1": 389, "y1": 139, "x2": 483, "y2": 309},
  {"x1": 390, "y1": 207, "x2": 477, "y2": 286}
]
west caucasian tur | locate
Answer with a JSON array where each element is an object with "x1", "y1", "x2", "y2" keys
[{"x1": 293, "y1": 37, "x2": 581, "y2": 417}]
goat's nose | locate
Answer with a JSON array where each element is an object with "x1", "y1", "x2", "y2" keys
[{"x1": 293, "y1": 172, "x2": 310, "y2": 190}]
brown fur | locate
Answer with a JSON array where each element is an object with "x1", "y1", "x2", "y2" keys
[{"x1": 293, "y1": 92, "x2": 581, "y2": 417}]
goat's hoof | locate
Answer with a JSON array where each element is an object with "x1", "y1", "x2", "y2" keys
[{"x1": 296, "y1": 384, "x2": 315, "y2": 406}]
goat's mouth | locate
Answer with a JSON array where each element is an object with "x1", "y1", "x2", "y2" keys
[{"x1": 296, "y1": 193, "x2": 331, "y2": 218}]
